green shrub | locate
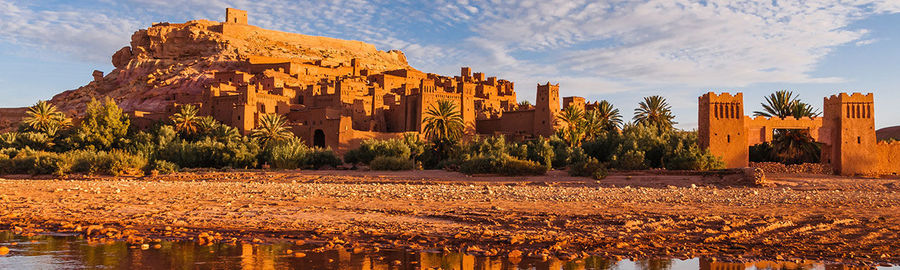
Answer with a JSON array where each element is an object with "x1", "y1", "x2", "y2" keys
[
  {"x1": 570, "y1": 157, "x2": 606, "y2": 179},
  {"x1": 524, "y1": 137, "x2": 554, "y2": 169},
  {"x1": 344, "y1": 138, "x2": 411, "y2": 164},
  {"x1": 69, "y1": 150, "x2": 147, "y2": 176},
  {"x1": 268, "y1": 138, "x2": 310, "y2": 169},
  {"x1": 149, "y1": 160, "x2": 179, "y2": 174},
  {"x1": 305, "y1": 148, "x2": 342, "y2": 169},
  {"x1": 615, "y1": 150, "x2": 647, "y2": 170},
  {"x1": 498, "y1": 157, "x2": 547, "y2": 176},
  {"x1": 157, "y1": 138, "x2": 259, "y2": 169},
  {"x1": 459, "y1": 154, "x2": 546, "y2": 176},
  {"x1": 369, "y1": 156, "x2": 415, "y2": 171},
  {"x1": 0, "y1": 149, "x2": 70, "y2": 176}
]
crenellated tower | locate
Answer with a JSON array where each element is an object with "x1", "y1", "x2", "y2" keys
[
  {"x1": 534, "y1": 82, "x2": 560, "y2": 137},
  {"x1": 698, "y1": 92, "x2": 748, "y2": 168},
  {"x1": 822, "y1": 93, "x2": 877, "y2": 175}
]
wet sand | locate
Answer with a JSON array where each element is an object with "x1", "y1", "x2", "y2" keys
[{"x1": 1, "y1": 170, "x2": 898, "y2": 265}]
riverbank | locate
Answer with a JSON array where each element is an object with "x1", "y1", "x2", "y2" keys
[{"x1": 1, "y1": 170, "x2": 899, "y2": 265}]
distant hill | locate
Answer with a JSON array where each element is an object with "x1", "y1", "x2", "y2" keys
[{"x1": 877, "y1": 126, "x2": 900, "y2": 141}]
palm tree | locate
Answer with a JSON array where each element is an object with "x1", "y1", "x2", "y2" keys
[
  {"x1": 251, "y1": 114, "x2": 294, "y2": 146},
  {"x1": 207, "y1": 122, "x2": 241, "y2": 142},
  {"x1": 557, "y1": 105, "x2": 584, "y2": 146},
  {"x1": 0, "y1": 132, "x2": 18, "y2": 147},
  {"x1": 170, "y1": 104, "x2": 200, "y2": 137},
  {"x1": 518, "y1": 100, "x2": 532, "y2": 110},
  {"x1": 754, "y1": 90, "x2": 821, "y2": 164},
  {"x1": 633, "y1": 95, "x2": 676, "y2": 130},
  {"x1": 423, "y1": 100, "x2": 465, "y2": 143},
  {"x1": 753, "y1": 90, "x2": 820, "y2": 118},
  {"x1": 595, "y1": 100, "x2": 623, "y2": 131},
  {"x1": 23, "y1": 100, "x2": 69, "y2": 134}
]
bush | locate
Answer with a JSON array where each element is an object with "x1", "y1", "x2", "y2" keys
[
  {"x1": 369, "y1": 156, "x2": 416, "y2": 171},
  {"x1": 615, "y1": 150, "x2": 647, "y2": 170},
  {"x1": 498, "y1": 157, "x2": 546, "y2": 176},
  {"x1": 304, "y1": 148, "x2": 342, "y2": 169},
  {"x1": 459, "y1": 154, "x2": 546, "y2": 176},
  {"x1": 157, "y1": 138, "x2": 259, "y2": 169},
  {"x1": 0, "y1": 149, "x2": 70, "y2": 176},
  {"x1": 569, "y1": 157, "x2": 607, "y2": 179},
  {"x1": 149, "y1": 160, "x2": 179, "y2": 174},
  {"x1": 524, "y1": 137, "x2": 554, "y2": 169},
  {"x1": 268, "y1": 138, "x2": 311, "y2": 169},
  {"x1": 344, "y1": 138, "x2": 411, "y2": 164},
  {"x1": 69, "y1": 150, "x2": 147, "y2": 176}
]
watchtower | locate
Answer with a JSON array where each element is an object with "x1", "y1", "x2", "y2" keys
[
  {"x1": 822, "y1": 93, "x2": 877, "y2": 175},
  {"x1": 226, "y1": 8, "x2": 248, "y2": 24},
  {"x1": 698, "y1": 92, "x2": 748, "y2": 168},
  {"x1": 534, "y1": 82, "x2": 560, "y2": 137}
]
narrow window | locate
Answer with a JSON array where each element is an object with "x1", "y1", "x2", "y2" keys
[
  {"x1": 858, "y1": 136, "x2": 861, "y2": 144},
  {"x1": 727, "y1": 135, "x2": 731, "y2": 143}
]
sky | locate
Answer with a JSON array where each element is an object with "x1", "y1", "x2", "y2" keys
[{"x1": 1, "y1": 0, "x2": 899, "y2": 129}]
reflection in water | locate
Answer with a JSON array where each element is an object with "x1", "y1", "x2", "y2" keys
[{"x1": 0, "y1": 232, "x2": 894, "y2": 269}]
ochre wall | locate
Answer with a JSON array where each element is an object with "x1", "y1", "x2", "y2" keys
[
  {"x1": 876, "y1": 141, "x2": 900, "y2": 175},
  {"x1": 698, "y1": 92, "x2": 748, "y2": 168}
]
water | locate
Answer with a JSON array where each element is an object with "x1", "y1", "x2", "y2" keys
[{"x1": 0, "y1": 231, "x2": 896, "y2": 269}]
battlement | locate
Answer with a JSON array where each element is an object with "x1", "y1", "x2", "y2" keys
[
  {"x1": 746, "y1": 115, "x2": 820, "y2": 121},
  {"x1": 699, "y1": 92, "x2": 743, "y2": 103},
  {"x1": 824, "y1": 92, "x2": 874, "y2": 103}
]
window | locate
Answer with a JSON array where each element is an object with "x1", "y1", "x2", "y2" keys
[
  {"x1": 727, "y1": 135, "x2": 731, "y2": 143},
  {"x1": 858, "y1": 136, "x2": 861, "y2": 144}
]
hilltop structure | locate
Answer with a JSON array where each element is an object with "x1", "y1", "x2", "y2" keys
[
  {"x1": 699, "y1": 92, "x2": 900, "y2": 176},
  {"x1": 123, "y1": 9, "x2": 590, "y2": 151}
]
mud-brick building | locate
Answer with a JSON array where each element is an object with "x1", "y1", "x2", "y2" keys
[{"x1": 699, "y1": 92, "x2": 900, "y2": 176}]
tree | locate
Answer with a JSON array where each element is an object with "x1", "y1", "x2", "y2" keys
[
  {"x1": 753, "y1": 90, "x2": 821, "y2": 164},
  {"x1": 423, "y1": 100, "x2": 464, "y2": 143},
  {"x1": 423, "y1": 100, "x2": 465, "y2": 159},
  {"x1": 753, "y1": 90, "x2": 820, "y2": 118},
  {"x1": 595, "y1": 100, "x2": 623, "y2": 132},
  {"x1": 518, "y1": 100, "x2": 532, "y2": 109},
  {"x1": 23, "y1": 100, "x2": 69, "y2": 135},
  {"x1": 251, "y1": 114, "x2": 294, "y2": 146},
  {"x1": 634, "y1": 95, "x2": 676, "y2": 131},
  {"x1": 556, "y1": 105, "x2": 585, "y2": 146},
  {"x1": 170, "y1": 104, "x2": 201, "y2": 138},
  {"x1": 76, "y1": 97, "x2": 130, "y2": 150}
]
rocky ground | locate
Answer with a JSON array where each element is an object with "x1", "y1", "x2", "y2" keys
[{"x1": 1, "y1": 169, "x2": 899, "y2": 265}]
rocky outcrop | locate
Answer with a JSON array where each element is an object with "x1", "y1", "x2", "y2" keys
[{"x1": 43, "y1": 19, "x2": 410, "y2": 116}]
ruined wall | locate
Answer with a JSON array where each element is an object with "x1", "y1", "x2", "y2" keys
[
  {"x1": 225, "y1": 8, "x2": 248, "y2": 24},
  {"x1": 698, "y1": 92, "x2": 748, "y2": 168}
]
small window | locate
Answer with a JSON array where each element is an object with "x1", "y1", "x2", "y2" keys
[
  {"x1": 858, "y1": 137, "x2": 861, "y2": 144},
  {"x1": 727, "y1": 135, "x2": 731, "y2": 143}
]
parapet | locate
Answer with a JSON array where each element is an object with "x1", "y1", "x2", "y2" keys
[
  {"x1": 699, "y1": 92, "x2": 743, "y2": 103},
  {"x1": 824, "y1": 92, "x2": 874, "y2": 103}
]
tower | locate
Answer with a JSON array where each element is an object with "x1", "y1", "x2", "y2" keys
[
  {"x1": 698, "y1": 92, "x2": 748, "y2": 168},
  {"x1": 226, "y1": 8, "x2": 248, "y2": 24},
  {"x1": 534, "y1": 82, "x2": 560, "y2": 137},
  {"x1": 822, "y1": 93, "x2": 877, "y2": 175}
]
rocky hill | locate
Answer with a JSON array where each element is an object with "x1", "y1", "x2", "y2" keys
[
  {"x1": 877, "y1": 126, "x2": 900, "y2": 141},
  {"x1": 43, "y1": 19, "x2": 410, "y2": 117}
]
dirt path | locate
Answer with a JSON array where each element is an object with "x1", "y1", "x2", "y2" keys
[{"x1": 1, "y1": 170, "x2": 899, "y2": 264}]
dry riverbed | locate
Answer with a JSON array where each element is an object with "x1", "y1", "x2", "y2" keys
[{"x1": 1, "y1": 169, "x2": 899, "y2": 265}]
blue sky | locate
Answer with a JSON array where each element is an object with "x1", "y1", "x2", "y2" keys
[{"x1": 1, "y1": 0, "x2": 899, "y2": 129}]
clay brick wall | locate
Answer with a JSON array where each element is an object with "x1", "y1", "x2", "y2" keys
[
  {"x1": 225, "y1": 8, "x2": 248, "y2": 24},
  {"x1": 745, "y1": 116, "x2": 823, "y2": 145},
  {"x1": 822, "y1": 93, "x2": 877, "y2": 175},
  {"x1": 698, "y1": 92, "x2": 748, "y2": 168},
  {"x1": 533, "y1": 83, "x2": 559, "y2": 138},
  {"x1": 876, "y1": 141, "x2": 900, "y2": 175}
]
